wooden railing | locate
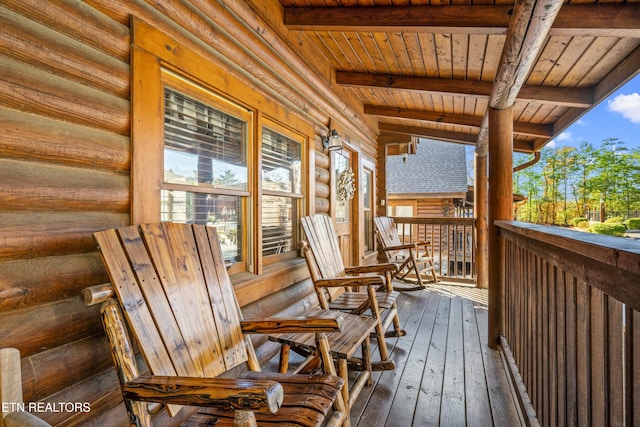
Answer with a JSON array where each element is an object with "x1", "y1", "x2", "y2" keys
[
  {"x1": 496, "y1": 220, "x2": 640, "y2": 427},
  {"x1": 391, "y1": 216, "x2": 476, "y2": 282}
]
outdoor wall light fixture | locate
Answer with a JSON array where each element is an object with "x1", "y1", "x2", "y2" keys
[{"x1": 322, "y1": 129, "x2": 343, "y2": 152}]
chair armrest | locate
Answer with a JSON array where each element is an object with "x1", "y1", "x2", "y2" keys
[
  {"x1": 378, "y1": 243, "x2": 416, "y2": 251},
  {"x1": 314, "y1": 276, "x2": 385, "y2": 288},
  {"x1": 345, "y1": 263, "x2": 397, "y2": 275},
  {"x1": 4, "y1": 411, "x2": 52, "y2": 427},
  {"x1": 240, "y1": 312, "x2": 343, "y2": 334},
  {"x1": 122, "y1": 374, "x2": 283, "y2": 413}
]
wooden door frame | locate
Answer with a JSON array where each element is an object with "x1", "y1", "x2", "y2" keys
[{"x1": 330, "y1": 148, "x2": 357, "y2": 267}]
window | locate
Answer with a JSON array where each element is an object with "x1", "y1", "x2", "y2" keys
[
  {"x1": 160, "y1": 76, "x2": 252, "y2": 273},
  {"x1": 261, "y1": 125, "x2": 303, "y2": 259},
  {"x1": 131, "y1": 24, "x2": 312, "y2": 277}
]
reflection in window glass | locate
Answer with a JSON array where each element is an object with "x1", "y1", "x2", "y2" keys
[
  {"x1": 262, "y1": 196, "x2": 296, "y2": 255},
  {"x1": 163, "y1": 88, "x2": 247, "y2": 190},
  {"x1": 161, "y1": 190, "x2": 242, "y2": 263},
  {"x1": 261, "y1": 127, "x2": 302, "y2": 256},
  {"x1": 162, "y1": 87, "x2": 248, "y2": 268}
]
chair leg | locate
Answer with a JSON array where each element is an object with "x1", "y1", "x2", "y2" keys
[
  {"x1": 362, "y1": 338, "x2": 372, "y2": 386},
  {"x1": 278, "y1": 344, "x2": 290, "y2": 373},
  {"x1": 367, "y1": 286, "x2": 390, "y2": 362},
  {"x1": 410, "y1": 252, "x2": 425, "y2": 288},
  {"x1": 391, "y1": 303, "x2": 406, "y2": 337},
  {"x1": 315, "y1": 333, "x2": 350, "y2": 427}
]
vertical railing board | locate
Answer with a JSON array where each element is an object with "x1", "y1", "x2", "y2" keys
[
  {"x1": 608, "y1": 299, "x2": 624, "y2": 427},
  {"x1": 576, "y1": 279, "x2": 591, "y2": 427},
  {"x1": 541, "y1": 258, "x2": 549, "y2": 427},
  {"x1": 565, "y1": 275, "x2": 577, "y2": 427},
  {"x1": 391, "y1": 217, "x2": 476, "y2": 281},
  {"x1": 589, "y1": 289, "x2": 605, "y2": 427},
  {"x1": 548, "y1": 262, "x2": 557, "y2": 427},
  {"x1": 556, "y1": 270, "x2": 566, "y2": 427},
  {"x1": 633, "y1": 310, "x2": 640, "y2": 426},
  {"x1": 536, "y1": 253, "x2": 542, "y2": 415},
  {"x1": 499, "y1": 221, "x2": 640, "y2": 426}
]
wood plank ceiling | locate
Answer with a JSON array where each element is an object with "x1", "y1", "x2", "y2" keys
[{"x1": 279, "y1": 0, "x2": 640, "y2": 154}]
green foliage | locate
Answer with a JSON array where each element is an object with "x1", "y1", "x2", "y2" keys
[
  {"x1": 625, "y1": 218, "x2": 640, "y2": 229},
  {"x1": 588, "y1": 222, "x2": 626, "y2": 236},
  {"x1": 572, "y1": 217, "x2": 588, "y2": 227},
  {"x1": 605, "y1": 216, "x2": 624, "y2": 224},
  {"x1": 513, "y1": 139, "x2": 640, "y2": 226}
]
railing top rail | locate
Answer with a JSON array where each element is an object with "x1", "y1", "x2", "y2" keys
[
  {"x1": 497, "y1": 220, "x2": 640, "y2": 311},
  {"x1": 392, "y1": 216, "x2": 476, "y2": 226},
  {"x1": 496, "y1": 220, "x2": 640, "y2": 276}
]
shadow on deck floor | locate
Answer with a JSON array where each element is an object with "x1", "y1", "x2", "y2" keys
[{"x1": 350, "y1": 282, "x2": 524, "y2": 427}]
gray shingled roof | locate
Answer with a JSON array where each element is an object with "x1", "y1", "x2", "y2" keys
[{"x1": 387, "y1": 139, "x2": 468, "y2": 195}]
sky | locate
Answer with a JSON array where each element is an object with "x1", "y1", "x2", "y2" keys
[
  {"x1": 548, "y1": 74, "x2": 640, "y2": 150},
  {"x1": 463, "y1": 74, "x2": 640, "y2": 180}
]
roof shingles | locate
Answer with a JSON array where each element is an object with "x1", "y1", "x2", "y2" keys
[{"x1": 387, "y1": 139, "x2": 468, "y2": 195}]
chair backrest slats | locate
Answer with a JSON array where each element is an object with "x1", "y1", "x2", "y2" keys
[
  {"x1": 94, "y1": 223, "x2": 249, "y2": 384},
  {"x1": 374, "y1": 217, "x2": 406, "y2": 259},
  {"x1": 94, "y1": 227, "x2": 183, "y2": 378},
  {"x1": 301, "y1": 215, "x2": 346, "y2": 279},
  {"x1": 194, "y1": 225, "x2": 247, "y2": 368}
]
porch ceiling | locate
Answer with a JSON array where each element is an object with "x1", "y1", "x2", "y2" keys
[{"x1": 280, "y1": 0, "x2": 640, "y2": 154}]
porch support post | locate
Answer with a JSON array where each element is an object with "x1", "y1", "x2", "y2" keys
[
  {"x1": 488, "y1": 106, "x2": 513, "y2": 348},
  {"x1": 474, "y1": 150, "x2": 488, "y2": 289}
]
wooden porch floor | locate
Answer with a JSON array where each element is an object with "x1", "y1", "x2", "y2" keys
[{"x1": 349, "y1": 282, "x2": 524, "y2": 427}]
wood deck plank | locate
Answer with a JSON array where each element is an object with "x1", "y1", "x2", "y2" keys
[
  {"x1": 439, "y1": 296, "x2": 466, "y2": 426},
  {"x1": 385, "y1": 290, "x2": 440, "y2": 426},
  {"x1": 475, "y1": 294, "x2": 523, "y2": 427},
  {"x1": 351, "y1": 290, "x2": 429, "y2": 426},
  {"x1": 412, "y1": 292, "x2": 450, "y2": 426},
  {"x1": 347, "y1": 283, "x2": 522, "y2": 427},
  {"x1": 462, "y1": 298, "x2": 493, "y2": 426}
]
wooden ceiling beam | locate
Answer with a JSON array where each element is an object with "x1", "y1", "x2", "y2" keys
[
  {"x1": 337, "y1": 71, "x2": 592, "y2": 108},
  {"x1": 376, "y1": 132, "x2": 413, "y2": 145},
  {"x1": 364, "y1": 104, "x2": 553, "y2": 138},
  {"x1": 476, "y1": 0, "x2": 565, "y2": 153},
  {"x1": 378, "y1": 122, "x2": 535, "y2": 153},
  {"x1": 284, "y1": 4, "x2": 640, "y2": 38}
]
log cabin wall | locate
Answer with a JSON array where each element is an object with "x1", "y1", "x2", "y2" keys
[{"x1": 0, "y1": 1, "x2": 378, "y2": 424}]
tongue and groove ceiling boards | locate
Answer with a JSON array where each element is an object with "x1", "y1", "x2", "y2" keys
[{"x1": 280, "y1": 1, "x2": 640, "y2": 153}]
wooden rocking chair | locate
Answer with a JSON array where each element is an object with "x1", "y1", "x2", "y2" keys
[
  {"x1": 93, "y1": 223, "x2": 349, "y2": 427},
  {"x1": 300, "y1": 215, "x2": 406, "y2": 370},
  {"x1": 374, "y1": 216, "x2": 439, "y2": 291}
]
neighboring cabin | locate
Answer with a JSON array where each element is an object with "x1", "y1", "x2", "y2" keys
[{"x1": 385, "y1": 139, "x2": 469, "y2": 218}]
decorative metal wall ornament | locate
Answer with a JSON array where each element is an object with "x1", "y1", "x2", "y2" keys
[{"x1": 337, "y1": 167, "x2": 356, "y2": 201}]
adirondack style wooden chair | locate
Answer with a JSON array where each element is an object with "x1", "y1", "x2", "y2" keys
[
  {"x1": 374, "y1": 216, "x2": 439, "y2": 291},
  {"x1": 300, "y1": 215, "x2": 406, "y2": 370},
  {"x1": 93, "y1": 223, "x2": 349, "y2": 427},
  {"x1": 0, "y1": 348, "x2": 52, "y2": 427}
]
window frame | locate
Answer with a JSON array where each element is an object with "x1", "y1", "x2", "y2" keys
[
  {"x1": 130, "y1": 19, "x2": 313, "y2": 277},
  {"x1": 160, "y1": 73, "x2": 254, "y2": 274},
  {"x1": 259, "y1": 118, "x2": 306, "y2": 266}
]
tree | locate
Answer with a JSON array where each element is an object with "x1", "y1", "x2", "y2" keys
[
  {"x1": 215, "y1": 169, "x2": 239, "y2": 186},
  {"x1": 512, "y1": 138, "x2": 640, "y2": 225},
  {"x1": 514, "y1": 153, "x2": 544, "y2": 222},
  {"x1": 569, "y1": 142, "x2": 596, "y2": 219}
]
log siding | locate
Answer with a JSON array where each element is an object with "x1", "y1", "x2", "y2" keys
[{"x1": 0, "y1": 1, "x2": 374, "y2": 424}]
